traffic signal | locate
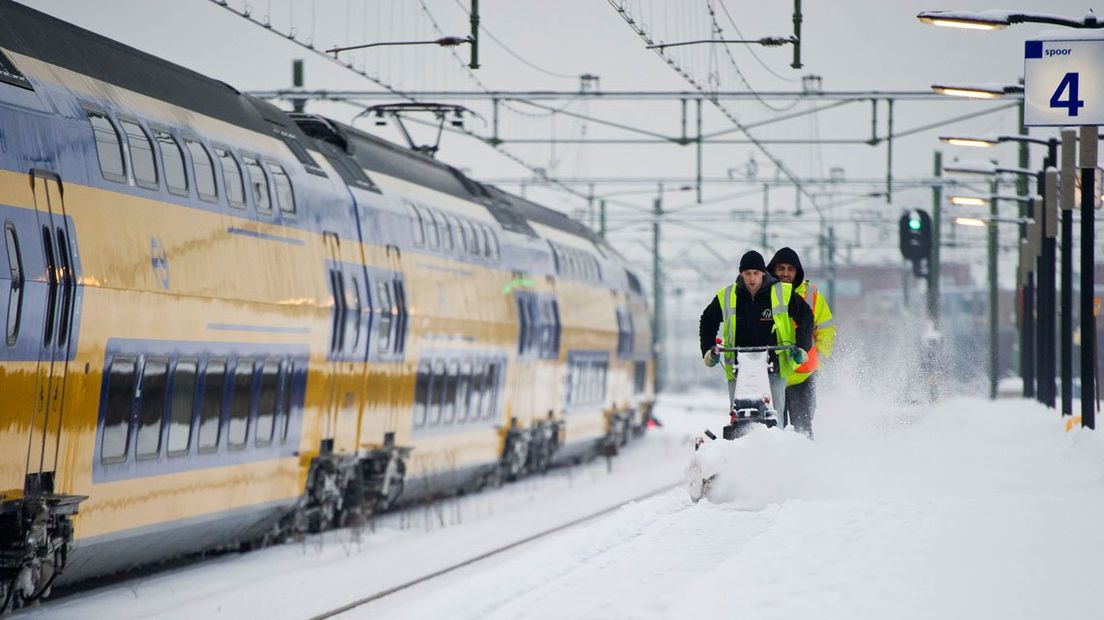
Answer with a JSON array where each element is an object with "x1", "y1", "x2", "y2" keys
[{"x1": 899, "y1": 209, "x2": 932, "y2": 277}]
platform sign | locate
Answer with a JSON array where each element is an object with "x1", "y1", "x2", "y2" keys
[{"x1": 1024, "y1": 38, "x2": 1104, "y2": 126}]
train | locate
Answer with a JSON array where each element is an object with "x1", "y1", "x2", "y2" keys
[{"x1": 0, "y1": 1, "x2": 654, "y2": 610}]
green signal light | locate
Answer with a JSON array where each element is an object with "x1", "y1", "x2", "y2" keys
[{"x1": 908, "y1": 217, "x2": 922, "y2": 231}]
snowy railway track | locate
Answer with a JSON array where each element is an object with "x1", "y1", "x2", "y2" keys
[{"x1": 310, "y1": 481, "x2": 683, "y2": 620}]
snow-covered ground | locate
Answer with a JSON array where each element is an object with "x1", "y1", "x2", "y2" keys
[
  {"x1": 26, "y1": 382, "x2": 1104, "y2": 620},
  {"x1": 355, "y1": 386, "x2": 1104, "y2": 620}
]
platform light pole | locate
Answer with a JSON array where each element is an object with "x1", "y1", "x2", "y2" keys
[
  {"x1": 920, "y1": 5, "x2": 1104, "y2": 424},
  {"x1": 1080, "y1": 127, "x2": 1097, "y2": 429},
  {"x1": 653, "y1": 184, "x2": 664, "y2": 393},
  {"x1": 953, "y1": 208, "x2": 1038, "y2": 399},
  {"x1": 1059, "y1": 130, "x2": 1076, "y2": 416},
  {"x1": 939, "y1": 133, "x2": 1060, "y2": 407}
]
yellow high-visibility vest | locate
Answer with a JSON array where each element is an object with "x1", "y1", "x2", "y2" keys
[
  {"x1": 787, "y1": 280, "x2": 837, "y2": 386},
  {"x1": 715, "y1": 281, "x2": 797, "y2": 382}
]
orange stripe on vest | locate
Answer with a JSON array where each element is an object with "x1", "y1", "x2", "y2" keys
[{"x1": 793, "y1": 283, "x2": 819, "y2": 373}]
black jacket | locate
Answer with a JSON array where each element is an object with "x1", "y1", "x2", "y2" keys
[{"x1": 699, "y1": 273, "x2": 814, "y2": 359}]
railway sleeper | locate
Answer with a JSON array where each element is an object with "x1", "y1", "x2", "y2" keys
[{"x1": 0, "y1": 489, "x2": 85, "y2": 613}]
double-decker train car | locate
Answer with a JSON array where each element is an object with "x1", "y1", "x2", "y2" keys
[{"x1": 0, "y1": 1, "x2": 653, "y2": 610}]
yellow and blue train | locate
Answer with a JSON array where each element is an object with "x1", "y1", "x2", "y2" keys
[{"x1": 0, "y1": 1, "x2": 653, "y2": 609}]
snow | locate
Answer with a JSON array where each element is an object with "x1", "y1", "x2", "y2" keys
[
  {"x1": 353, "y1": 390, "x2": 1104, "y2": 620},
  {"x1": 25, "y1": 383, "x2": 1104, "y2": 619}
]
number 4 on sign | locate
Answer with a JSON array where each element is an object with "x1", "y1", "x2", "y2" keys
[{"x1": 1050, "y1": 72, "x2": 1086, "y2": 117}]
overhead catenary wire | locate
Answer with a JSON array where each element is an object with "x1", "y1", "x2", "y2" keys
[
  {"x1": 704, "y1": 0, "x2": 802, "y2": 113},
  {"x1": 205, "y1": 0, "x2": 594, "y2": 204},
  {"x1": 715, "y1": 0, "x2": 799, "y2": 84},
  {"x1": 605, "y1": 0, "x2": 824, "y2": 217},
  {"x1": 450, "y1": 0, "x2": 578, "y2": 80}
]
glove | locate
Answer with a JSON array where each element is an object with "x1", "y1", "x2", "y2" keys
[
  {"x1": 703, "y1": 347, "x2": 719, "y2": 367},
  {"x1": 792, "y1": 347, "x2": 809, "y2": 365}
]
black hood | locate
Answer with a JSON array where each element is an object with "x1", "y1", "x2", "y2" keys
[{"x1": 768, "y1": 247, "x2": 805, "y2": 286}]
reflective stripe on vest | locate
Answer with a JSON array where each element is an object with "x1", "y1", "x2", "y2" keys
[
  {"x1": 772, "y1": 282, "x2": 787, "y2": 317},
  {"x1": 719, "y1": 284, "x2": 737, "y2": 368},
  {"x1": 716, "y1": 281, "x2": 796, "y2": 381},
  {"x1": 792, "y1": 281, "x2": 821, "y2": 377}
]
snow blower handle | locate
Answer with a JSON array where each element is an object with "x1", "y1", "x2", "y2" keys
[{"x1": 716, "y1": 344, "x2": 795, "y2": 354}]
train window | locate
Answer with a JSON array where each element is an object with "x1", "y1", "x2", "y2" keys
[
  {"x1": 425, "y1": 209, "x2": 441, "y2": 249},
  {"x1": 483, "y1": 362, "x2": 499, "y2": 420},
  {"x1": 626, "y1": 270, "x2": 643, "y2": 294},
  {"x1": 456, "y1": 217, "x2": 469, "y2": 254},
  {"x1": 349, "y1": 277, "x2": 363, "y2": 353},
  {"x1": 347, "y1": 274, "x2": 363, "y2": 354},
  {"x1": 0, "y1": 50, "x2": 32, "y2": 90},
  {"x1": 456, "y1": 360, "x2": 472, "y2": 422},
  {"x1": 4, "y1": 223, "x2": 23, "y2": 346},
  {"x1": 154, "y1": 131, "x2": 189, "y2": 197},
  {"x1": 255, "y1": 358, "x2": 280, "y2": 446},
  {"x1": 413, "y1": 360, "x2": 430, "y2": 427},
  {"x1": 409, "y1": 204, "x2": 426, "y2": 246},
  {"x1": 267, "y1": 164, "x2": 296, "y2": 215},
  {"x1": 549, "y1": 300, "x2": 562, "y2": 356},
  {"x1": 440, "y1": 214, "x2": 455, "y2": 253},
  {"x1": 185, "y1": 140, "x2": 218, "y2": 203},
  {"x1": 428, "y1": 359, "x2": 446, "y2": 425},
  {"x1": 489, "y1": 229, "x2": 500, "y2": 260},
  {"x1": 242, "y1": 156, "x2": 272, "y2": 213},
  {"x1": 443, "y1": 360, "x2": 459, "y2": 424},
  {"x1": 119, "y1": 120, "x2": 158, "y2": 190},
  {"x1": 328, "y1": 267, "x2": 348, "y2": 355},
  {"x1": 516, "y1": 295, "x2": 530, "y2": 356},
  {"x1": 481, "y1": 226, "x2": 495, "y2": 260},
  {"x1": 101, "y1": 356, "x2": 137, "y2": 463},
  {"x1": 393, "y1": 278, "x2": 408, "y2": 355},
  {"x1": 377, "y1": 279, "x2": 393, "y2": 354},
  {"x1": 86, "y1": 111, "x2": 126, "y2": 183},
  {"x1": 467, "y1": 221, "x2": 482, "y2": 257},
  {"x1": 135, "y1": 356, "x2": 169, "y2": 459},
  {"x1": 452, "y1": 215, "x2": 467, "y2": 254},
  {"x1": 215, "y1": 148, "x2": 246, "y2": 208},
  {"x1": 167, "y1": 358, "x2": 197, "y2": 456},
  {"x1": 469, "y1": 360, "x2": 485, "y2": 420},
  {"x1": 281, "y1": 360, "x2": 294, "y2": 441},
  {"x1": 271, "y1": 127, "x2": 327, "y2": 178},
  {"x1": 229, "y1": 358, "x2": 255, "y2": 448},
  {"x1": 198, "y1": 358, "x2": 226, "y2": 453}
]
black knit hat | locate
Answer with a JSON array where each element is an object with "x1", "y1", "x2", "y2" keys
[
  {"x1": 738, "y1": 250, "x2": 767, "y2": 272},
  {"x1": 767, "y1": 247, "x2": 805, "y2": 284}
]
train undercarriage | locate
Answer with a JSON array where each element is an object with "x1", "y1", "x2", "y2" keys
[{"x1": 0, "y1": 475, "x2": 86, "y2": 613}]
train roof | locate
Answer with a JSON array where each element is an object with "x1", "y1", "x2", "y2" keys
[
  {"x1": 0, "y1": 0, "x2": 273, "y2": 135},
  {"x1": 294, "y1": 114, "x2": 617, "y2": 248}
]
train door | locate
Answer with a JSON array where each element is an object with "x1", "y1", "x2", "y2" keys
[
  {"x1": 321, "y1": 231, "x2": 363, "y2": 454},
  {"x1": 321, "y1": 232, "x2": 343, "y2": 449},
  {"x1": 25, "y1": 170, "x2": 76, "y2": 493},
  {"x1": 383, "y1": 244, "x2": 406, "y2": 431}
]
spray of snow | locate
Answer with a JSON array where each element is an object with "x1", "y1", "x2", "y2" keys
[{"x1": 695, "y1": 345, "x2": 1104, "y2": 508}]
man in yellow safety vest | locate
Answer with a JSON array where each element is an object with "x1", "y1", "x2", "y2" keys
[
  {"x1": 768, "y1": 247, "x2": 836, "y2": 438},
  {"x1": 700, "y1": 250, "x2": 815, "y2": 421}
]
